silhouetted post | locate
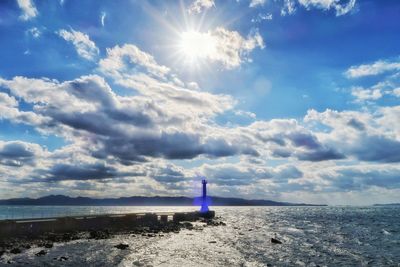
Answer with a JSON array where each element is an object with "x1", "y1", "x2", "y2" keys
[{"x1": 200, "y1": 179, "x2": 209, "y2": 213}]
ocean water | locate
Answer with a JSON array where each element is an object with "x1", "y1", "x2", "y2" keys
[{"x1": 1, "y1": 206, "x2": 400, "y2": 266}]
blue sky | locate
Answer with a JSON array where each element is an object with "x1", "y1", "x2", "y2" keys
[{"x1": 0, "y1": 0, "x2": 399, "y2": 204}]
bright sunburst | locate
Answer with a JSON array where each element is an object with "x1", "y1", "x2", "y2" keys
[{"x1": 178, "y1": 30, "x2": 216, "y2": 64}]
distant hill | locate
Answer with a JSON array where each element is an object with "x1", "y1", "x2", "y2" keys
[
  {"x1": 373, "y1": 203, "x2": 400, "y2": 206},
  {"x1": 0, "y1": 195, "x2": 325, "y2": 206}
]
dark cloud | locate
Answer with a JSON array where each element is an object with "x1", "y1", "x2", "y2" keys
[
  {"x1": 347, "y1": 118, "x2": 366, "y2": 131},
  {"x1": 286, "y1": 132, "x2": 346, "y2": 161},
  {"x1": 275, "y1": 165, "x2": 303, "y2": 180},
  {"x1": 93, "y1": 132, "x2": 258, "y2": 163},
  {"x1": 272, "y1": 148, "x2": 292, "y2": 158},
  {"x1": 289, "y1": 132, "x2": 321, "y2": 150},
  {"x1": 297, "y1": 147, "x2": 345, "y2": 162},
  {"x1": 351, "y1": 135, "x2": 400, "y2": 163},
  {"x1": 0, "y1": 141, "x2": 39, "y2": 167},
  {"x1": 45, "y1": 162, "x2": 137, "y2": 181},
  {"x1": 330, "y1": 167, "x2": 400, "y2": 191},
  {"x1": 151, "y1": 165, "x2": 186, "y2": 183}
]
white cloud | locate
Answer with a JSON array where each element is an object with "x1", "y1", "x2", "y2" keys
[
  {"x1": 249, "y1": 0, "x2": 266, "y2": 8},
  {"x1": 182, "y1": 27, "x2": 264, "y2": 69},
  {"x1": 188, "y1": 0, "x2": 215, "y2": 14},
  {"x1": 57, "y1": 29, "x2": 99, "y2": 61},
  {"x1": 16, "y1": 0, "x2": 38, "y2": 20},
  {"x1": 100, "y1": 12, "x2": 106, "y2": 27},
  {"x1": 393, "y1": 88, "x2": 400, "y2": 97},
  {"x1": 27, "y1": 27, "x2": 41, "y2": 38},
  {"x1": 2, "y1": 42, "x2": 400, "y2": 204},
  {"x1": 252, "y1": 13, "x2": 273, "y2": 23},
  {"x1": 235, "y1": 110, "x2": 257, "y2": 119},
  {"x1": 346, "y1": 60, "x2": 400, "y2": 78},
  {"x1": 281, "y1": 0, "x2": 297, "y2": 15},
  {"x1": 351, "y1": 86, "x2": 383, "y2": 102},
  {"x1": 298, "y1": 0, "x2": 356, "y2": 16},
  {"x1": 99, "y1": 44, "x2": 170, "y2": 79}
]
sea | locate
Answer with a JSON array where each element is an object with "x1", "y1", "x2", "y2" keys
[{"x1": 0, "y1": 206, "x2": 399, "y2": 266}]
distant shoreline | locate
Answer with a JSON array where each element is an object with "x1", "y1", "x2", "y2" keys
[{"x1": 0, "y1": 195, "x2": 326, "y2": 207}]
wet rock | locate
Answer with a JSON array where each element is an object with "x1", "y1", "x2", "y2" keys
[
  {"x1": 44, "y1": 243, "x2": 53, "y2": 249},
  {"x1": 271, "y1": 237, "x2": 282, "y2": 244},
  {"x1": 181, "y1": 222, "x2": 194, "y2": 230},
  {"x1": 10, "y1": 248, "x2": 21, "y2": 254},
  {"x1": 205, "y1": 220, "x2": 226, "y2": 226},
  {"x1": 114, "y1": 243, "x2": 129, "y2": 250},
  {"x1": 59, "y1": 256, "x2": 68, "y2": 261},
  {"x1": 35, "y1": 250, "x2": 47, "y2": 256},
  {"x1": 89, "y1": 230, "x2": 110, "y2": 240}
]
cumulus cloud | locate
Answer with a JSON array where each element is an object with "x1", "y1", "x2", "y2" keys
[
  {"x1": 249, "y1": 119, "x2": 344, "y2": 162},
  {"x1": 188, "y1": 0, "x2": 215, "y2": 14},
  {"x1": 177, "y1": 28, "x2": 264, "y2": 69},
  {"x1": 1, "y1": 42, "x2": 399, "y2": 204},
  {"x1": 99, "y1": 44, "x2": 170, "y2": 79},
  {"x1": 351, "y1": 86, "x2": 383, "y2": 102},
  {"x1": 16, "y1": 0, "x2": 38, "y2": 20},
  {"x1": 0, "y1": 71, "x2": 256, "y2": 165},
  {"x1": 346, "y1": 60, "x2": 400, "y2": 78},
  {"x1": 346, "y1": 58, "x2": 400, "y2": 102},
  {"x1": 57, "y1": 29, "x2": 99, "y2": 61},
  {"x1": 393, "y1": 88, "x2": 400, "y2": 97},
  {"x1": 0, "y1": 141, "x2": 44, "y2": 167},
  {"x1": 305, "y1": 107, "x2": 400, "y2": 163}
]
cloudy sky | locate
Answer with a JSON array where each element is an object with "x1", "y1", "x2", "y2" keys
[{"x1": 0, "y1": 0, "x2": 399, "y2": 205}]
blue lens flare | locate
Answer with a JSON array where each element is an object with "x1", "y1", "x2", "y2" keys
[{"x1": 193, "y1": 179, "x2": 211, "y2": 213}]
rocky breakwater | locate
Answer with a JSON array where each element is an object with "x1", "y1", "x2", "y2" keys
[{"x1": 0, "y1": 211, "x2": 225, "y2": 263}]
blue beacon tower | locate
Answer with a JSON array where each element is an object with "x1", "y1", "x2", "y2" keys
[{"x1": 200, "y1": 179, "x2": 209, "y2": 213}]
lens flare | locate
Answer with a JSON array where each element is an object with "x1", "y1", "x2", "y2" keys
[{"x1": 179, "y1": 30, "x2": 216, "y2": 64}]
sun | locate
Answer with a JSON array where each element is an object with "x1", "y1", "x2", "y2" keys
[{"x1": 178, "y1": 30, "x2": 216, "y2": 64}]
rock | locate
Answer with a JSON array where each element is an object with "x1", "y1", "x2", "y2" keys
[
  {"x1": 23, "y1": 244, "x2": 31, "y2": 249},
  {"x1": 132, "y1": 260, "x2": 142, "y2": 266},
  {"x1": 89, "y1": 230, "x2": 110, "y2": 240},
  {"x1": 114, "y1": 243, "x2": 129, "y2": 250},
  {"x1": 35, "y1": 250, "x2": 47, "y2": 256},
  {"x1": 59, "y1": 256, "x2": 68, "y2": 261},
  {"x1": 0, "y1": 250, "x2": 5, "y2": 257},
  {"x1": 271, "y1": 237, "x2": 282, "y2": 244},
  {"x1": 10, "y1": 248, "x2": 21, "y2": 254},
  {"x1": 44, "y1": 243, "x2": 53, "y2": 249}
]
